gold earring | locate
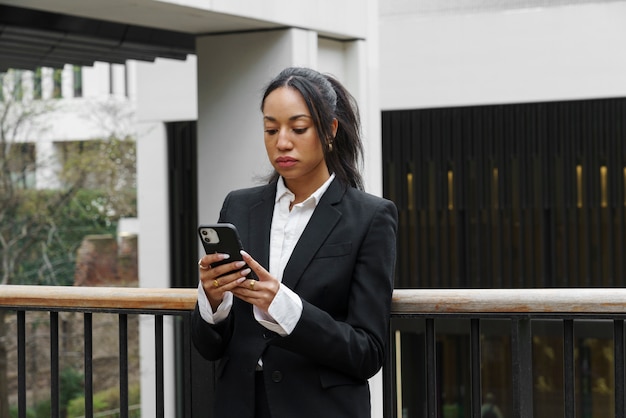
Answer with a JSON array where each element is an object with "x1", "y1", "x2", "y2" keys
[{"x1": 328, "y1": 141, "x2": 333, "y2": 152}]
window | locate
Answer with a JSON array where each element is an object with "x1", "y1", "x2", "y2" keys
[
  {"x1": 8, "y1": 143, "x2": 36, "y2": 189},
  {"x1": 34, "y1": 68, "x2": 42, "y2": 100},
  {"x1": 53, "y1": 68, "x2": 62, "y2": 98},
  {"x1": 73, "y1": 66, "x2": 82, "y2": 98},
  {"x1": 13, "y1": 70, "x2": 23, "y2": 100}
]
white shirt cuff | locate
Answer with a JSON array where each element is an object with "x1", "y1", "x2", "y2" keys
[
  {"x1": 254, "y1": 284, "x2": 303, "y2": 336},
  {"x1": 197, "y1": 281, "x2": 233, "y2": 324}
]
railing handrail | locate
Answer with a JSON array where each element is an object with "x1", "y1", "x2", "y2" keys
[
  {"x1": 392, "y1": 288, "x2": 626, "y2": 314},
  {"x1": 2, "y1": 285, "x2": 626, "y2": 314},
  {"x1": 0, "y1": 285, "x2": 197, "y2": 311}
]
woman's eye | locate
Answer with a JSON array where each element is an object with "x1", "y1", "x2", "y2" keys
[
  {"x1": 264, "y1": 128, "x2": 278, "y2": 135},
  {"x1": 293, "y1": 128, "x2": 308, "y2": 134}
]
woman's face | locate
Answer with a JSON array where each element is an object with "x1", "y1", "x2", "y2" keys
[{"x1": 262, "y1": 86, "x2": 331, "y2": 189}]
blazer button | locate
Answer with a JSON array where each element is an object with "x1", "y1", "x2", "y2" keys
[{"x1": 271, "y1": 371, "x2": 283, "y2": 383}]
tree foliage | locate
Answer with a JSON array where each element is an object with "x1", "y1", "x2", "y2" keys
[
  {"x1": 0, "y1": 70, "x2": 137, "y2": 286},
  {"x1": 0, "y1": 68, "x2": 137, "y2": 418}
]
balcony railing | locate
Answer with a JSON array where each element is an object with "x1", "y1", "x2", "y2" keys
[
  {"x1": 0, "y1": 285, "x2": 196, "y2": 418},
  {"x1": 2, "y1": 286, "x2": 626, "y2": 418}
]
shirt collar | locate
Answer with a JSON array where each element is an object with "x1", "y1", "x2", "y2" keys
[{"x1": 275, "y1": 173, "x2": 336, "y2": 207}]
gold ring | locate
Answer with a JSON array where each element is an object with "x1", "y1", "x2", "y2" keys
[
  {"x1": 213, "y1": 280, "x2": 219, "y2": 288},
  {"x1": 198, "y1": 259, "x2": 209, "y2": 270},
  {"x1": 249, "y1": 280, "x2": 255, "y2": 289}
]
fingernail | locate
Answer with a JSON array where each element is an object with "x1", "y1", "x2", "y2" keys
[
  {"x1": 240, "y1": 268, "x2": 251, "y2": 276},
  {"x1": 236, "y1": 277, "x2": 246, "y2": 284},
  {"x1": 235, "y1": 261, "x2": 246, "y2": 268},
  {"x1": 220, "y1": 253, "x2": 230, "y2": 260},
  {"x1": 240, "y1": 250, "x2": 249, "y2": 258}
]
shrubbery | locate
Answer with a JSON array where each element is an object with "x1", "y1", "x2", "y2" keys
[
  {"x1": 66, "y1": 384, "x2": 141, "y2": 418},
  {"x1": 9, "y1": 367, "x2": 139, "y2": 418}
]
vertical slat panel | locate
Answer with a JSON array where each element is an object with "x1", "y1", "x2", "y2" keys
[
  {"x1": 50, "y1": 311, "x2": 60, "y2": 418},
  {"x1": 383, "y1": 98, "x2": 626, "y2": 291}
]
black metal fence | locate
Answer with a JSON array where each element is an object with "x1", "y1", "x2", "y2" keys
[
  {"x1": 387, "y1": 288, "x2": 626, "y2": 418},
  {"x1": 13, "y1": 310, "x2": 187, "y2": 418},
  {"x1": 4, "y1": 286, "x2": 626, "y2": 418},
  {"x1": 0, "y1": 286, "x2": 204, "y2": 418}
]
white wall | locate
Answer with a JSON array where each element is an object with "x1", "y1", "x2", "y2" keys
[
  {"x1": 131, "y1": 55, "x2": 198, "y2": 418},
  {"x1": 82, "y1": 62, "x2": 113, "y2": 98},
  {"x1": 135, "y1": 121, "x2": 176, "y2": 418},
  {"x1": 132, "y1": 56, "x2": 198, "y2": 122},
  {"x1": 162, "y1": 0, "x2": 369, "y2": 39},
  {"x1": 196, "y1": 28, "x2": 317, "y2": 223},
  {"x1": 380, "y1": 2, "x2": 626, "y2": 110}
]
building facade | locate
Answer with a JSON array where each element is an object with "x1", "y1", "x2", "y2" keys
[{"x1": 1, "y1": 0, "x2": 625, "y2": 417}]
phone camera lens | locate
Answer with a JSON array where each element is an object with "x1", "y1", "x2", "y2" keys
[
  {"x1": 203, "y1": 237, "x2": 211, "y2": 243},
  {"x1": 201, "y1": 230, "x2": 207, "y2": 235}
]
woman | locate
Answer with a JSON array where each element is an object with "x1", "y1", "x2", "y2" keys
[{"x1": 192, "y1": 67, "x2": 398, "y2": 418}]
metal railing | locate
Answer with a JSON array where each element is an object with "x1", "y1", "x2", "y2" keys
[
  {"x1": 387, "y1": 288, "x2": 626, "y2": 418},
  {"x1": 0, "y1": 285, "x2": 197, "y2": 418},
  {"x1": 2, "y1": 286, "x2": 626, "y2": 418}
]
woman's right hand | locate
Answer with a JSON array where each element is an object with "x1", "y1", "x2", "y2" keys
[{"x1": 198, "y1": 254, "x2": 251, "y2": 312}]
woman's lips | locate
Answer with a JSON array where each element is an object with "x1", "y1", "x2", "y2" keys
[{"x1": 276, "y1": 156, "x2": 297, "y2": 168}]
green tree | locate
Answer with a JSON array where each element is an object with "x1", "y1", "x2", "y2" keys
[{"x1": 0, "y1": 69, "x2": 136, "y2": 418}]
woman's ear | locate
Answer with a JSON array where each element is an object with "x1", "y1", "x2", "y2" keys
[{"x1": 331, "y1": 118, "x2": 338, "y2": 138}]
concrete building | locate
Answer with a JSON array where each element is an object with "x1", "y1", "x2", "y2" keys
[{"x1": 1, "y1": 0, "x2": 625, "y2": 416}]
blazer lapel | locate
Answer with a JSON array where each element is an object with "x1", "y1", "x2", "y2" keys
[
  {"x1": 281, "y1": 180, "x2": 346, "y2": 290},
  {"x1": 246, "y1": 184, "x2": 276, "y2": 270}
]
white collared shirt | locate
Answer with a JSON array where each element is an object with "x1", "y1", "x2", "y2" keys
[{"x1": 197, "y1": 174, "x2": 335, "y2": 336}]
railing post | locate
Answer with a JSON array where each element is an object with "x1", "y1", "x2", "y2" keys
[
  {"x1": 470, "y1": 318, "x2": 482, "y2": 418},
  {"x1": 425, "y1": 318, "x2": 437, "y2": 418},
  {"x1": 511, "y1": 317, "x2": 533, "y2": 418},
  {"x1": 50, "y1": 311, "x2": 60, "y2": 418},
  {"x1": 17, "y1": 311, "x2": 26, "y2": 418},
  {"x1": 563, "y1": 319, "x2": 575, "y2": 418},
  {"x1": 156, "y1": 314, "x2": 165, "y2": 418},
  {"x1": 615, "y1": 319, "x2": 625, "y2": 418},
  {"x1": 84, "y1": 312, "x2": 93, "y2": 418},
  {"x1": 119, "y1": 314, "x2": 129, "y2": 418},
  {"x1": 383, "y1": 324, "x2": 395, "y2": 418}
]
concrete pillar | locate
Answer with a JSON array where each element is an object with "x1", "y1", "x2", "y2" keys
[
  {"x1": 136, "y1": 121, "x2": 176, "y2": 418},
  {"x1": 196, "y1": 28, "x2": 318, "y2": 223}
]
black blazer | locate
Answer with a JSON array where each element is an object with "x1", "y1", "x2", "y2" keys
[{"x1": 192, "y1": 178, "x2": 398, "y2": 418}]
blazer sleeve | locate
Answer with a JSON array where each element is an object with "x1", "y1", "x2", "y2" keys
[
  {"x1": 273, "y1": 197, "x2": 398, "y2": 380},
  {"x1": 191, "y1": 303, "x2": 234, "y2": 360}
]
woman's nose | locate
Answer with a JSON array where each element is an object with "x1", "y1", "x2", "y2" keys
[{"x1": 276, "y1": 129, "x2": 292, "y2": 149}]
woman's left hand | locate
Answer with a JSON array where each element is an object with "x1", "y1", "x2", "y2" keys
[{"x1": 231, "y1": 250, "x2": 280, "y2": 312}]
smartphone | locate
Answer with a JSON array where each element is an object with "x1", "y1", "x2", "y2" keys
[{"x1": 198, "y1": 223, "x2": 254, "y2": 278}]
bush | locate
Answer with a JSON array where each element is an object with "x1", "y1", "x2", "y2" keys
[
  {"x1": 66, "y1": 384, "x2": 140, "y2": 418},
  {"x1": 60, "y1": 368, "x2": 84, "y2": 417},
  {"x1": 9, "y1": 399, "x2": 50, "y2": 418}
]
